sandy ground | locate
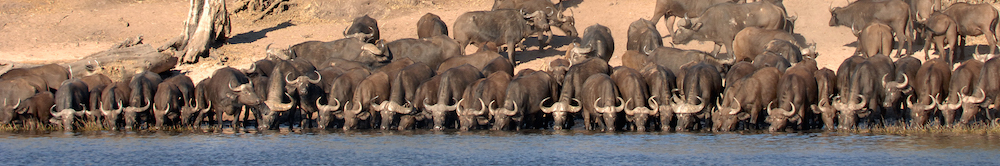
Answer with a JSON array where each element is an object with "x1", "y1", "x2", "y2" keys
[{"x1": 1, "y1": 0, "x2": 997, "y2": 83}]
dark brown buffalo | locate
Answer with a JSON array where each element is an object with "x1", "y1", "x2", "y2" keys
[
  {"x1": 497, "y1": 71, "x2": 554, "y2": 130},
  {"x1": 123, "y1": 71, "x2": 162, "y2": 130},
  {"x1": 938, "y1": 60, "x2": 983, "y2": 126},
  {"x1": 78, "y1": 74, "x2": 112, "y2": 121},
  {"x1": 315, "y1": 68, "x2": 369, "y2": 130},
  {"x1": 566, "y1": 24, "x2": 614, "y2": 65},
  {"x1": 641, "y1": 64, "x2": 677, "y2": 131},
  {"x1": 767, "y1": 60, "x2": 817, "y2": 132},
  {"x1": 152, "y1": 75, "x2": 194, "y2": 129},
  {"x1": 645, "y1": 46, "x2": 720, "y2": 74},
  {"x1": 715, "y1": 67, "x2": 781, "y2": 131},
  {"x1": 422, "y1": 65, "x2": 483, "y2": 130},
  {"x1": 732, "y1": 27, "x2": 804, "y2": 62},
  {"x1": 829, "y1": 0, "x2": 911, "y2": 57},
  {"x1": 650, "y1": 0, "x2": 738, "y2": 36},
  {"x1": 437, "y1": 44, "x2": 504, "y2": 73},
  {"x1": 908, "y1": 58, "x2": 950, "y2": 126},
  {"x1": 0, "y1": 64, "x2": 69, "y2": 92},
  {"x1": 267, "y1": 38, "x2": 387, "y2": 68},
  {"x1": 482, "y1": 56, "x2": 515, "y2": 77},
  {"x1": 492, "y1": 0, "x2": 578, "y2": 48},
  {"x1": 672, "y1": 61, "x2": 722, "y2": 131},
  {"x1": 726, "y1": 62, "x2": 756, "y2": 89},
  {"x1": 259, "y1": 60, "x2": 299, "y2": 129},
  {"x1": 0, "y1": 79, "x2": 40, "y2": 125},
  {"x1": 882, "y1": 56, "x2": 919, "y2": 120},
  {"x1": 627, "y1": 18, "x2": 663, "y2": 54},
  {"x1": 22, "y1": 92, "x2": 54, "y2": 127},
  {"x1": 613, "y1": 67, "x2": 658, "y2": 132},
  {"x1": 833, "y1": 54, "x2": 894, "y2": 129},
  {"x1": 763, "y1": 39, "x2": 814, "y2": 63},
  {"x1": 340, "y1": 72, "x2": 391, "y2": 130},
  {"x1": 942, "y1": 3, "x2": 1000, "y2": 59},
  {"x1": 386, "y1": 36, "x2": 463, "y2": 70},
  {"x1": 621, "y1": 50, "x2": 648, "y2": 71},
  {"x1": 811, "y1": 68, "x2": 838, "y2": 129},
  {"x1": 546, "y1": 58, "x2": 571, "y2": 85},
  {"x1": 672, "y1": 1, "x2": 788, "y2": 57},
  {"x1": 203, "y1": 67, "x2": 262, "y2": 130},
  {"x1": 343, "y1": 15, "x2": 379, "y2": 44},
  {"x1": 541, "y1": 58, "x2": 609, "y2": 130},
  {"x1": 374, "y1": 63, "x2": 434, "y2": 130},
  {"x1": 417, "y1": 13, "x2": 449, "y2": 38},
  {"x1": 100, "y1": 79, "x2": 131, "y2": 129},
  {"x1": 458, "y1": 72, "x2": 511, "y2": 131},
  {"x1": 855, "y1": 22, "x2": 894, "y2": 57},
  {"x1": 919, "y1": 12, "x2": 958, "y2": 63},
  {"x1": 51, "y1": 78, "x2": 90, "y2": 130},
  {"x1": 453, "y1": 9, "x2": 545, "y2": 64},
  {"x1": 752, "y1": 52, "x2": 791, "y2": 72},
  {"x1": 577, "y1": 74, "x2": 624, "y2": 131},
  {"x1": 960, "y1": 57, "x2": 1000, "y2": 125},
  {"x1": 179, "y1": 79, "x2": 206, "y2": 127}
]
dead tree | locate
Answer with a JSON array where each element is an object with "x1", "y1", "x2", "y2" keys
[{"x1": 160, "y1": 0, "x2": 231, "y2": 64}]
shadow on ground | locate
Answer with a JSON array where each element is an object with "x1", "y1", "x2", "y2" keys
[{"x1": 229, "y1": 21, "x2": 296, "y2": 44}]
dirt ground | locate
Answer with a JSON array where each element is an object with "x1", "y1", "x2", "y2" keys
[{"x1": 1, "y1": 0, "x2": 997, "y2": 83}]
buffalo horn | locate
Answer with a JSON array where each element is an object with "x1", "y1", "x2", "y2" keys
[
  {"x1": 540, "y1": 97, "x2": 554, "y2": 113},
  {"x1": 503, "y1": 101, "x2": 518, "y2": 116},
  {"x1": 308, "y1": 71, "x2": 322, "y2": 84}
]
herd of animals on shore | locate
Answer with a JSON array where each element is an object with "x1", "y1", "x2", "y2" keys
[{"x1": 2, "y1": 0, "x2": 1000, "y2": 132}]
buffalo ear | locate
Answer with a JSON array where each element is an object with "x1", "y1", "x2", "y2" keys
[
  {"x1": 358, "y1": 111, "x2": 371, "y2": 120},
  {"x1": 691, "y1": 23, "x2": 703, "y2": 31},
  {"x1": 737, "y1": 112, "x2": 750, "y2": 120}
]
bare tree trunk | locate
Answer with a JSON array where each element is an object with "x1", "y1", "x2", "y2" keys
[{"x1": 161, "y1": 0, "x2": 231, "y2": 64}]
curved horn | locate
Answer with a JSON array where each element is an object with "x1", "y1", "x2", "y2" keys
[
  {"x1": 643, "y1": 45, "x2": 655, "y2": 55},
  {"x1": 351, "y1": 100, "x2": 362, "y2": 114},
  {"x1": 832, "y1": 95, "x2": 847, "y2": 111},
  {"x1": 648, "y1": 96, "x2": 659, "y2": 115},
  {"x1": 568, "y1": 98, "x2": 583, "y2": 113},
  {"x1": 307, "y1": 71, "x2": 322, "y2": 84},
  {"x1": 961, "y1": 87, "x2": 986, "y2": 104},
  {"x1": 851, "y1": 23, "x2": 860, "y2": 35},
  {"x1": 540, "y1": 97, "x2": 554, "y2": 113},
  {"x1": 12, "y1": 100, "x2": 20, "y2": 110},
  {"x1": 267, "y1": 93, "x2": 295, "y2": 112},
  {"x1": 624, "y1": 99, "x2": 636, "y2": 115},
  {"x1": 853, "y1": 94, "x2": 868, "y2": 111},
  {"x1": 316, "y1": 97, "x2": 341, "y2": 113},
  {"x1": 594, "y1": 97, "x2": 607, "y2": 114},
  {"x1": 692, "y1": 96, "x2": 705, "y2": 113},
  {"x1": 361, "y1": 43, "x2": 383, "y2": 55},
  {"x1": 503, "y1": 101, "x2": 518, "y2": 116},
  {"x1": 783, "y1": 103, "x2": 797, "y2": 117},
  {"x1": 285, "y1": 73, "x2": 299, "y2": 84},
  {"x1": 614, "y1": 97, "x2": 628, "y2": 113},
  {"x1": 546, "y1": 7, "x2": 554, "y2": 16},
  {"x1": 895, "y1": 74, "x2": 908, "y2": 89},
  {"x1": 139, "y1": 99, "x2": 152, "y2": 112},
  {"x1": 927, "y1": 95, "x2": 938, "y2": 111},
  {"x1": 729, "y1": 97, "x2": 741, "y2": 115},
  {"x1": 471, "y1": 99, "x2": 488, "y2": 116}
]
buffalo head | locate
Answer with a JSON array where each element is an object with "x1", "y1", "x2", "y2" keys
[{"x1": 540, "y1": 97, "x2": 582, "y2": 130}]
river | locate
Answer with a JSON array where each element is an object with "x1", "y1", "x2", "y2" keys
[{"x1": 1, "y1": 129, "x2": 997, "y2": 165}]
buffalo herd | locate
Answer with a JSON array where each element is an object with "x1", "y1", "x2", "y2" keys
[{"x1": 2, "y1": 0, "x2": 1000, "y2": 132}]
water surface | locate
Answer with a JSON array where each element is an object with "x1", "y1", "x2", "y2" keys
[{"x1": 1, "y1": 130, "x2": 997, "y2": 165}]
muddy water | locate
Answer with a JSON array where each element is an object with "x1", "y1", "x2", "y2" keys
[{"x1": 1, "y1": 130, "x2": 998, "y2": 165}]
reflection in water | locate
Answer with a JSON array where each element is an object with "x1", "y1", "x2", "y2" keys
[{"x1": 0, "y1": 130, "x2": 998, "y2": 165}]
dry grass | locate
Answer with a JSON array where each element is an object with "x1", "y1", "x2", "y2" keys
[{"x1": 848, "y1": 120, "x2": 1000, "y2": 135}]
